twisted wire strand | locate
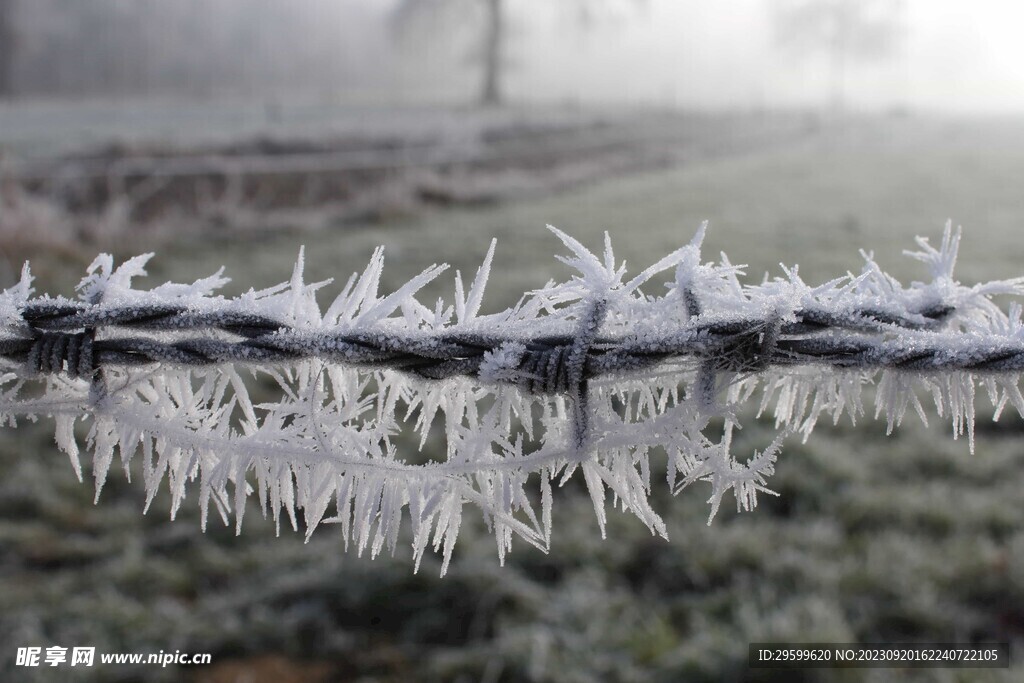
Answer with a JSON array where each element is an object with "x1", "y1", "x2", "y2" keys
[
  {"x1": 3, "y1": 297, "x2": 1023, "y2": 389},
  {"x1": 18, "y1": 299, "x2": 955, "y2": 337},
  {"x1": 22, "y1": 301, "x2": 283, "y2": 338}
]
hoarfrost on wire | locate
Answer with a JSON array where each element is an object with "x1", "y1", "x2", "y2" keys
[{"x1": 1, "y1": 221, "x2": 1023, "y2": 575}]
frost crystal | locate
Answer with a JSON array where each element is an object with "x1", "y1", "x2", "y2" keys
[{"x1": 2, "y1": 221, "x2": 1023, "y2": 574}]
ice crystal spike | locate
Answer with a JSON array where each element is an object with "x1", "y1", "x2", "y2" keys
[{"x1": 2, "y1": 222, "x2": 1023, "y2": 574}]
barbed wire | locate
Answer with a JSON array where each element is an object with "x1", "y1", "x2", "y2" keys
[
  {"x1": 3, "y1": 296, "x2": 1021, "y2": 389},
  {"x1": 0, "y1": 295, "x2": 987, "y2": 376},
  {"x1": 3, "y1": 222, "x2": 1024, "y2": 573}
]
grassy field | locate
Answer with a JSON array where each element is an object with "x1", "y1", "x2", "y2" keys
[
  {"x1": 128, "y1": 115, "x2": 1024, "y2": 301},
  {"x1": 3, "y1": 112, "x2": 1024, "y2": 682}
]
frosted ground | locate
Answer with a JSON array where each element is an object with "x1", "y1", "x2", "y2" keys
[
  {"x1": 0, "y1": 100, "x2": 617, "y2": 160},
  {"x1": 2, "y1": 106, "x2": 1024, "y2": 682}
]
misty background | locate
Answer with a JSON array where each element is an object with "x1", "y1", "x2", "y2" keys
[
  {"x1": 2, "y1": 2, "x2": 1024, "y2": 683},
  {"x1": 1, "y1": 0, "x2": 1022, "y2": 112}
]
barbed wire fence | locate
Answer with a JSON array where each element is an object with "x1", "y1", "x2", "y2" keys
[{"x1": 1, "y1": 221, "x2": 1022, "y2": 574}]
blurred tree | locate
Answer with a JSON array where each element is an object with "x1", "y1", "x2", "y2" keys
[
  {"x1": 392, "y1": 0, "x2": 507, "y2": 106},
  {"x1": 772, "y1": 0, "x2": 905, "y2": 111},
  {"x1": 0, "y1": 0, "x2": 16, "y2": 97},
  {"x1": 393, "y1": 0, "x2": 641, "y2": 107}
]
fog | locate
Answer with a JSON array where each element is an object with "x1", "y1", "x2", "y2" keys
[
  {"x1": 2, "y1": 0, "x2": 1023, "y2": 113},
  {"x1": 518, "y1": 0, "x2": 1024, "y2": 113}
]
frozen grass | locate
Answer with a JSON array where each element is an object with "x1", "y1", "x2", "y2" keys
[
  {"x1": 3, "y1": 114, "x2": 1024, "y2": 682},
  {"x1": 129, "y1": 116, "x2": 1024, "y2": 306}
]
